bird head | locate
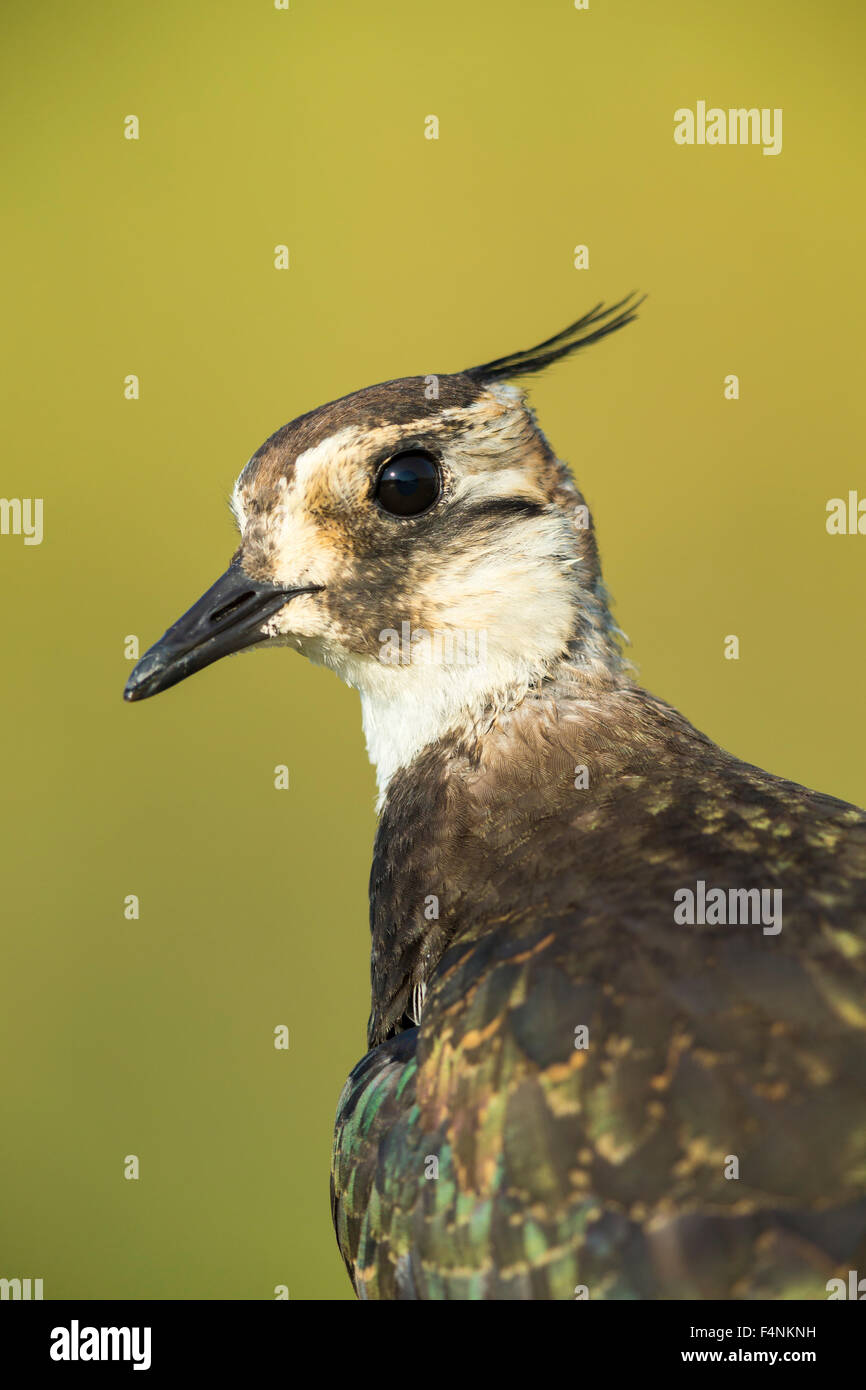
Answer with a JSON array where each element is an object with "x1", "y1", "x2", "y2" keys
[{"x1": 125, "y1": 296, "x2": 642, "y2": 795}]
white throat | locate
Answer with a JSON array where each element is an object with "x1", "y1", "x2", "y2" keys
[
  {"x1": 358, "y1": 660, "x2": 524, "y2": 807},
  {"x1": 307, "y1": 631, "x2": 571, "y2": 809}
]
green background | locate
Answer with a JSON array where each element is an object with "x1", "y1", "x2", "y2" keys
[{"x1": 1, "y1": 0, "x2": 863, "y2": 1299}]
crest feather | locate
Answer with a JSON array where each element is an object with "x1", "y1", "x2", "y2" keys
[{"x1": 465, "y1": 293, "x2": 645, "y2": 382}]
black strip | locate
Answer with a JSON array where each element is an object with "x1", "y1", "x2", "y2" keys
[{"x1": 458, "y1": 497, "x2": 548, "y2": 522}]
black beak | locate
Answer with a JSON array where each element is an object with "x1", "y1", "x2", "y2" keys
[{"x1": 124, "y1": 560, "x2": 320, "y2": 702}]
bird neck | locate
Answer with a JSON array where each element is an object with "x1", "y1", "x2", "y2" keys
[
  {"x1": 357, "y1": 592, "x2": 625, "y2": 810},
  {"x1": 366, "y1": 660, "x2": 643, "y2": 1044}
]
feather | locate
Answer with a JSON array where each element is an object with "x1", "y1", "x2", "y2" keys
[{"x1": 464, "y1": 293, "x2": 645, "y2": 382}]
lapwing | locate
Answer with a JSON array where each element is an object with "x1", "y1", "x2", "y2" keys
[{"x1": 125, "y1": 297, "x2": 866, "y2": 1299}]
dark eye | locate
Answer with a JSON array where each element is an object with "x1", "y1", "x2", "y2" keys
[{"x1": 374, "y1": 451, "x2": 440, "y2": 517}]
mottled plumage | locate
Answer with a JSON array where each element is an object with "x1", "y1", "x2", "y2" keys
[
  {"x1": 332, "y1": 683, "x2": 866, "y2": 1298},
  {"x1": 126, "y1": 298, "x2": 866, "y2": 1299}
]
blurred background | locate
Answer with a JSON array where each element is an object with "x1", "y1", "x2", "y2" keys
[{"x1": 1, "y1": 0, "x2": 863, "y2": 1299}]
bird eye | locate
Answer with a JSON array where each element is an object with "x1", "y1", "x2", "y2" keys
[{"x1": 374, "y1": 451, "x2": 440, "y2": 517}]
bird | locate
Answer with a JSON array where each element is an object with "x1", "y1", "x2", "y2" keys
[{"x1": 125, "y1": 296, "x2": 866, "y2": 1300}]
